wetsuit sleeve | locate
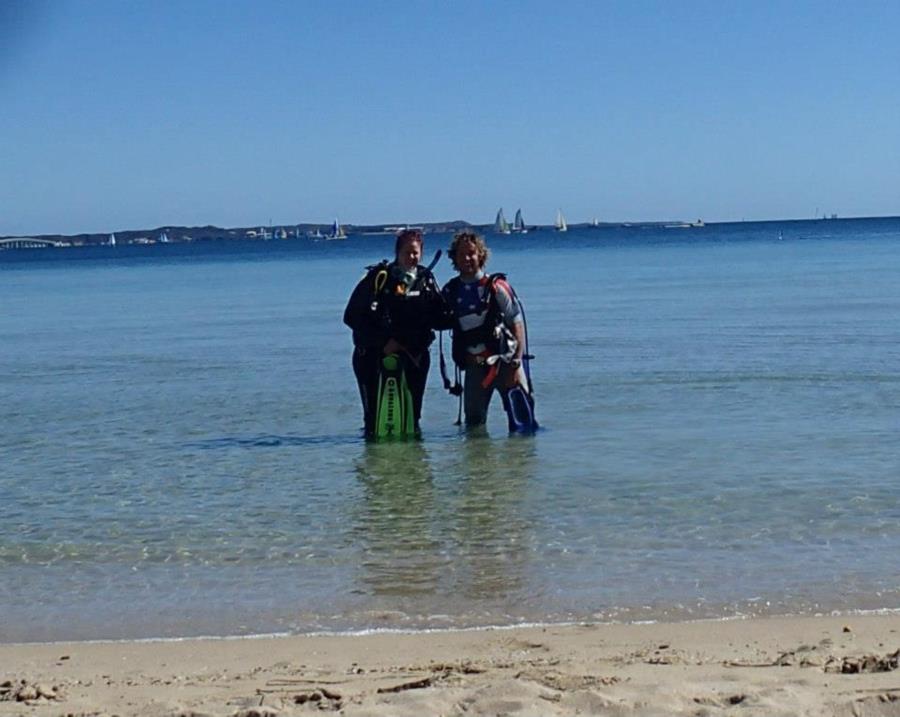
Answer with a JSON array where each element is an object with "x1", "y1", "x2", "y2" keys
[
  {"x1": 426, "y1": 274, "x2": 455, "y2": 331},
  {"x1": 343, "y1": 272, "x2": 389, "y2": 348},
  {"x1": 492, "y1": 279, "x2": 523, "y2": 329},
  {"x1": 441, "y1": 282, "x2": 453, "y2": 308}
]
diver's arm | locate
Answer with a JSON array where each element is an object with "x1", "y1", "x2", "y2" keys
[
  {"x1": 342, "y1": 276, "x2": 369, "y2": 330},
  {"x1": 510, "y1": 319, "x2": 526, "y2": 365},
  {"x1": 426, "y1": 275, "x2": 455, "y2": 331},
  {"x1": 343, "y1": 273, "x2": 389, "y2": 348}
]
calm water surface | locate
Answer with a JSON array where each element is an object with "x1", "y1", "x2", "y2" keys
[{"x1": 2, "y1": 219, "x2": 899, "y2": 641}]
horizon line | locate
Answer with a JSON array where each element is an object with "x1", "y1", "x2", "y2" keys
[{"x1": 4, "y1": 212, "x2": 900, "y2": 241}]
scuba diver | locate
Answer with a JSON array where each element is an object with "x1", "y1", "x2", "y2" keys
[
  {"x1": 441, "y1": 230, "x2": 538, "y2": 432},
  {"x1": 343, "y1": 229, "x2": 452, "y2": 440}
]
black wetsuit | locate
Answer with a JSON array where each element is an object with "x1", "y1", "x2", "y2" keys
[{"x1": 343, "y1": 262, "x2": 452, "y2": 437}]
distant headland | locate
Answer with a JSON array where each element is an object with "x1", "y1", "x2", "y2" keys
[
  {"x1": 0, "y1": 212, "x2": 876, "y2": 251},
  {"x1": 0, "y1": 220, "x2": 479, "y2": 250}
]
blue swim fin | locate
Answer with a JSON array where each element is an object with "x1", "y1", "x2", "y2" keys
[{"x1": 502, "y1": 385, "x2": 538, "y2": 434}]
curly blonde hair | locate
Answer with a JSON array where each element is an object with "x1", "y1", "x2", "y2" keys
[{"x1": 448, "y1": 230, "x2": 490, "y2": 272}]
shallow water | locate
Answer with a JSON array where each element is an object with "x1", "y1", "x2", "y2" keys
[{"x1": 2, "y1": 219, "x2": 899, "y2": 642}]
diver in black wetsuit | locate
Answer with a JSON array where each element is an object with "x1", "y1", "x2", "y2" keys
[{"x1": 343, "y1": 229, "x2": 452, "y2": 438}]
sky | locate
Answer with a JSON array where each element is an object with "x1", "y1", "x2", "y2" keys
[{"x1": 1, "y1": 0, "x2": 899, "y2": 236}]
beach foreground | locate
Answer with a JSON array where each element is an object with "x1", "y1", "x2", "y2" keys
[{"x1": 2, "y1": 614, "x2": 898, "y2": 716}]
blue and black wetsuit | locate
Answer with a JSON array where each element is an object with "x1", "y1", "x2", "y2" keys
[{"x1": 442, "y1": 271, "x2": 527, "y2": 426}]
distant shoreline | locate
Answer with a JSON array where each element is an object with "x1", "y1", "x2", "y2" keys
[{"x1": 1, "y1": 214, "x2": 896, "y2": 250}]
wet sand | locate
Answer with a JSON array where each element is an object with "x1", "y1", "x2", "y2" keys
[{"x1": 2, "y1": 613, "x2": 899, "y2": 716}]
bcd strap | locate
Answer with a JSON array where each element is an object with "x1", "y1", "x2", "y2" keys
[{"x1": 439, "y1": 330, "x2": 463, "y2": 397}]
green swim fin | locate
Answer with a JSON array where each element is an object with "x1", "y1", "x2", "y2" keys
[{"x1": 374, "y1": 354, "x2": 416, "y2": 440}]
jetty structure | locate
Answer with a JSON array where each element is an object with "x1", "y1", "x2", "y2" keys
[{"x1": 0, "y1": 237, "x2": 69, "y2": 249}]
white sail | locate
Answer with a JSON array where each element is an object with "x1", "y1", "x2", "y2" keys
[
  {"x1": 555, "y1": 209, "x2": 567, "y2": 232},
  {"x1": 328, "y1": 219, "x2": 347, "y2": 240},
  {"x1": 512, "y1": 209, "x2": 527, "y2": 234},
  {"x1": 494, "y1": 208, "x2": 511, "y2": 234},
  {"x1": 108, "y1": 233, "x2": 116, "y2": 246}
]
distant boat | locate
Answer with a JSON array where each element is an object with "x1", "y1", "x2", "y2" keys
[
  {"x1": 494, "y1": 208, "x2": 511, "y2": 234},
  {"x1": 555, "y1": 209, "x2": 567, "y2": 232},
  {"x1": 108, "y1": 233, "x2": 117, "y2": 246},
  {"x1": 690, "y1": 219, "x2": 705, "y2": 228},
  {"x1": 512, "y1": 209, "x2": 527, "y2": 234},
  {"x1": 158, "y1": 231, "x2": 169, "y2": 243},
  {"x1": 327, "y1": 219, "x2": 347, "y2": 240},
  {"x1": 589, "y1": 217, "x2": 600, "y2": 228}
]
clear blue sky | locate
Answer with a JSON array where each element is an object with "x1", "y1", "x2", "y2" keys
[{"x1": 2, "y1": 0, "x2": 898, "y2": 235}]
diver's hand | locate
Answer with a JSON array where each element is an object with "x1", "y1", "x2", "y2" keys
[
  {"x1": 383, "y1": 338, "x2": 404, "y2": 355},
  {"x1": 503, "y1": 357, "x2": 523, "y2": 388}
]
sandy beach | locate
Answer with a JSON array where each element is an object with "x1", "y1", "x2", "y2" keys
[{"x1": 2, "y1": 613, "x2": 898, "y2": 716}]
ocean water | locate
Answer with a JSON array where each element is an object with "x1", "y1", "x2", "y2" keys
[{"x1": 2, "y1": 218, "x2": 899, "y2": 642}]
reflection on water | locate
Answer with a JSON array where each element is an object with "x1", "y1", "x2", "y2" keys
[
  {"x1": 449, "y1": 436, "x2": 535, "y2": 601},
  {"x1": 351, "y1": 436, "x2": 537, "y2": 606},
  {"x1": 353, "y1": 442, "x2": 444, "y2": 596}
]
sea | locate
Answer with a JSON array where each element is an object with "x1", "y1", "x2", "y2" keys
[{"x1": 2, "y1": 218, "x2": 899, "y2": 643}]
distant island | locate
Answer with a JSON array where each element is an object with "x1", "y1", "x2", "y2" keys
[
  {"x1": 0, "y1": 220, "x2": 477, "y2": 250},
  {"x1": 0, "y1": 213, "x2": 862, "y2": 250},
  {"x1": 0, "y1": 219, "x2": 681, "y2": 249}
]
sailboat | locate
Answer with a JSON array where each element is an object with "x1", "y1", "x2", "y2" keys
[
  {"x1": 327, "y1": 219, "x2": 347, "y2": 240},
  {"x1": 555, "y1": 209, "x2": 568, "y2": 232},
  {"x1": 108, "y1": 233, "x2": 117, "y2": 246},
  {"x1": 512, "y1": 209, "x2": 527, "y2": 234},
  {"x1": 494, "y1": 208, "x2": 511, "y2": 234},
  {"x1": 158, "y1": 231, "x2": 169, "y2": 243}
]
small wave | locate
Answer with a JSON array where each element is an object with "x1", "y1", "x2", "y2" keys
[
  {"x1": 9, "y1": 606, "x2": 900, "y2": 647},
  {"x1": 185, "y1": 433, "x2": 362, "y2": 450}
]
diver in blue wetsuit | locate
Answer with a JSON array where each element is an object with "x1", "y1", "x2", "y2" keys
[
  {"x1": 441, "y1": 230, "x2": 538, "y2": 432},
  {"x1": 343, "y1": 229, "x2": 452, "y2": 439}
]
